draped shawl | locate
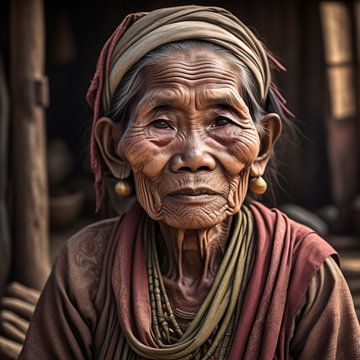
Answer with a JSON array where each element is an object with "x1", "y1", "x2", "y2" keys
[
  {"x1": 92, "y1": 201, "x2": 337, "y2": 359},
  {"x1": 18, "y1": 202, "x2": 341, "y2": 359}
]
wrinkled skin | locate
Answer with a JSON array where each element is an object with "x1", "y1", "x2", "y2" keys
[
  {"x1": 96, "y1": 48, "x2": 281, "y2": 311},
  {"x1": 122, "y1": 49, "x2": 260, "y2": 230}
]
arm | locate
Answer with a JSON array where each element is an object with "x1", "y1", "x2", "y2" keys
[
  {"x1": 290, "y1": 256, "x2": 360, "y2": 359},
  {"x1": 18, "y1": 221, "x2": 112, "y2": 360}
]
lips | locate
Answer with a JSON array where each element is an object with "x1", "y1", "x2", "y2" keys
[
  {"x1": 168, "y1": 187, "x2": 218, "y2": 196},
  {"x1": 166, "y1": 188, "x2": 220, "y2": 204}
]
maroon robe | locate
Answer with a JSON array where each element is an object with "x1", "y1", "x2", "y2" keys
[{"x1": 19, "y1": 202, "x2": 360, "y2": 359}]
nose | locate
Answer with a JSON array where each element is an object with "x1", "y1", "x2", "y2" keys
[{"x1": 169, "y1": 144, "x2": 216, "y2": 173}]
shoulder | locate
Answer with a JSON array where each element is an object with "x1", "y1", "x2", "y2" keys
[
  {"x1": 306, "y1": 256, "x2": 349, "y2": 302},
  {"x1": 53, "y1": 217, "x2": 119, "y2": 299},
  {"x1": 66, "y1": 218, "x2": 117, "y2": 265},
  {"x1": 18, "y1": 219, "x2": 120, "y2": 359},
  {"x1": 66, "y1": 217, "x2": 118, "y2": 248},
  {"x1": 249, "y1": 201, "x2": 336, "y2": 258},
  {"x1": 248, "y1": 201, "x2": 338, "y2": 318},
  {"x1": 290, "y1": 257, "x2": 360, "y2": 358},
  {"x1": 251, "y1": 200, "x2": 338, "y2": 278},
  {"x1": 249, "y1": 201, "x2": 314, "y2": 235},
  {"x1": 60, "y1": 218, "x2": 118, "y2": 263}
]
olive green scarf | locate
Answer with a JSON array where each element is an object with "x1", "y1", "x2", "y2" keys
[{"x1": 100, "y1": 207, "x2": 254, "y2": 359}]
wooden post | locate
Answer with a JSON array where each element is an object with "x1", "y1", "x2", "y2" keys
[
  {"x1": 10, "y1": 0, "x2": 50, "y2": 290},
  {"x1": 0, "y1": 55, "x2": 10, "y2": 297},
  {"x1": 320, "y1": 2, "x2": 359, "y2": 208}
]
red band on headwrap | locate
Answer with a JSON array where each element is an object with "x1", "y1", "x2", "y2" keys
[{"x1": 86, "y1": 12, "x2": 147, "y2": 211}]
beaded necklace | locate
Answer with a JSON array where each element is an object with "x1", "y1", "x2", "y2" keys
[{"x1": 144, "y1": 206, "x2": 254, "y2": 359}]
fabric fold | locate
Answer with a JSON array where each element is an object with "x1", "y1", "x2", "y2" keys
[
  {"x1": 102, "y1": 201, "x2": 337, "y2": 359},
  {"x1": 111, "y1": 204, "x2": 254, "y2": 359}
]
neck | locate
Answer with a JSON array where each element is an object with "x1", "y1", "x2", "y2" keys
[{"x1": 156, "y1": 218, "x2": 232, "y2": 311}]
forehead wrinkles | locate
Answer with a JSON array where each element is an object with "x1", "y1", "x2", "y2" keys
[
  {"x1": 142, "y1": 59, "x2": 240, "y2": 88},
  {"x1": 135, "y1": 85, "x2": 190, "y2": 113},
  {"x1": 134, "y1": 56, "x2": 246, "y2": 113},
  {"x1": 135, "y1": 83, "x2": 248, "y2": 116},
  {"x1": 196, "y1": 87, "x2": 248, "y2": 114}
]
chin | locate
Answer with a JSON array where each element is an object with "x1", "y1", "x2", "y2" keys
[
  {"x1": 159, "y1": 198, "x2": 229, "y2": 230},
  {"x1": 162, "y1": 213, "x2": 226, "y2": 230}
]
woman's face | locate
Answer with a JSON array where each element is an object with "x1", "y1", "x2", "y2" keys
[{"x1": 121, "y1": 49, "x2": 261, "y2": 229}]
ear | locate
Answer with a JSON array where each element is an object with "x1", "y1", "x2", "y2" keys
[
  {"x1": 94, "y1": 117, "x2": 131, "y2": 179},
  {"x1": 250, "y1": 113, "x2": 282, "y2": 177}
]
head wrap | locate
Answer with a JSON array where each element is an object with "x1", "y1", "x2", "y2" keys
[{"x1": 87, "y1": 5, "x2": 290, "y2": 210}]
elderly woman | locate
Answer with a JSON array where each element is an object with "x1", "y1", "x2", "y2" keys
[{"x1": 20, "y1": 5, "x2": 359, "y2": 360}]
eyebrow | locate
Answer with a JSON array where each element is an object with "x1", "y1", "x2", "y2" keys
[
  {"x1": 135, "y1": 87, "x2": 250, "y2": 119},
  {"x1": 135, "y1": 88, "x2": 184, "y2": 114},
  {"x1": 200, "y1": 89, "x2": 250, "y2": 118}
]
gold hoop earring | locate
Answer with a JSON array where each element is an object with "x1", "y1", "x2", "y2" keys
[
  {"x1": 114, "y1": 179, "x2": 132, "y2": 197},
  {"x1": 249, "y1": 176, "x2": 267, "y2": 195}
]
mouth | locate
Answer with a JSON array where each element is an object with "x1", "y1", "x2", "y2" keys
[
  {"x1": 169, "y1": 187, "x2": 218, "y2": 196},
  {"x1": 167, "y1": 187, "x2": 219, "y2": 203}
]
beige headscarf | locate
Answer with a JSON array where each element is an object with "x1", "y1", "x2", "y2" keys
[
  {"x1": 103, "y1": 6, "x2": 271, "y2": 111},
  {"x1": 87, "y1": 5, "x2": 288, "y2": 209}
]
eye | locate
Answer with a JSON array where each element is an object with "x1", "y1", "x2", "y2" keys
[
  {"x1": 212, "y1": 116, "x2": 233, "y2": 127},
  {"x1": 151, "y1": 119, "x2": 173, "y2": 130}
]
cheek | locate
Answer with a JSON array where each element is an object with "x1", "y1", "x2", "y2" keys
[
  {"x1": 212, "y1": 126, "x2": 259, "y2": 214},
  {"x1": 132, "y1": 172, "x2": 162, "y2": 219},
  {"x1": 213, "y1": 127, "x2": 260, "y2": 176},
  {"x1": 230, "y1": 128, "x2": 260, "y2": 163},
  {"x1": 226, "y1": 167, "x2": 251, "y2": 212},
  {"x1": 121, "y1": 127, "x2": 173, "y2": 178}
]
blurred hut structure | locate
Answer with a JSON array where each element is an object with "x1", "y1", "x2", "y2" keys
[{"x1": 0, "y1": 0, "x2": 49, "y2": 358}]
